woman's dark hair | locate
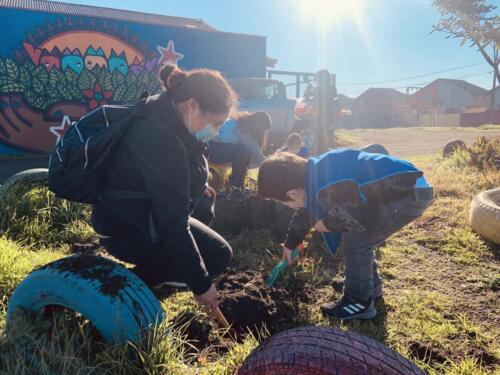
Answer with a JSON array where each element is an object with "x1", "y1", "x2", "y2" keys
[
  {"x1": 235, "y1": 111, "x2": 272, "y2": 149},
  {"x1": 158, "y1": 64, "x2": 237, "y2": 116},
  {"x1": 258, "y1": 152, "x2": 307, "y2": 201}
]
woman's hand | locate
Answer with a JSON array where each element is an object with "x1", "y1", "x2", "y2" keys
[
  {"x1": 204, "y1": 185, "x2": 216, "y2": 200},
  {"x1": 194, "y1": 284, "x2": 219, "y2": 318},
  {"x1": 314, "y1": 219, "x2": 329, "y2": 233}
]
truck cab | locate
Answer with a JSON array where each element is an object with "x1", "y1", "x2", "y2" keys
[{"x1": 230, "y1": 78, "x2": 297, "y2": 149}]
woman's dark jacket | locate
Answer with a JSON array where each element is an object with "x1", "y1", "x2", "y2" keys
[{"x1": 91, "y1": 92, "x2": 212, "y2": 295}]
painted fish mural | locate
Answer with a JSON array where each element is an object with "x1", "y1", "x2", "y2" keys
[{"x1": 0, "y1": 22, "x2": 184, "y2": 153}]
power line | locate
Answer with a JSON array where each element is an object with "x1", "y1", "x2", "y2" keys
[
  {"x1": 339, "y1": 70, "x2": 494, "y2": 97},
  {"x1": 336, "y1": 61, "x2": 486, "y2": 86},
  {"x1": 392, "y1": 71, "x2": 494, "y2": 89}
]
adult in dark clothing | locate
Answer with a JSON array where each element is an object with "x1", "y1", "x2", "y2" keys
[
  {"x1": 91, "y1": 65, "x2": 237, "y2": 317},
  {"x1": 312, "y1": 69, "x2": 336, "y2": 154}
]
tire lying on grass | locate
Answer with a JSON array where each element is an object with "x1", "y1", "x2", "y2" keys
[
  {"x1": 360, "y1": 143, "x2": 389, "y2": 155},
  {"x1": 442, "y1": 139, "x2": 466, "y2": 157},
  {"x1": 7, "y1": 255, "x2": 164, "y2": 344},
  {"x1": 0, "y1": 168, "x2": 49, "y2": 202},
  {"x1": 236, "y1": 326, "x2": 424, "y2": 375},
  {"x1": 469, "y1": 188, "x2": 500, "y2": 245}
]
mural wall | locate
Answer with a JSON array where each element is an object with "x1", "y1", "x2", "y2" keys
[{"x1": 0, "y1": 7, "x2": 266, "y2": 154}]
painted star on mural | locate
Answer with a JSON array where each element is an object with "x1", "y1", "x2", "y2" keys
[
  {"x1": 157, "y1": 40, "x2": 184, "y2": 66},
  {"x1": 49, "y1": 115, "x2": 72, "y2": 145}
]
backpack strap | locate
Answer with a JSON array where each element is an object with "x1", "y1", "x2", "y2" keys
[{"x1": 148, "y1": 210, "x2": 159, "y2": 244}]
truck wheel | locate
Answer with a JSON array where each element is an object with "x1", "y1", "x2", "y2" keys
[
  {"x1": 361, "y1": 144, "x2": 389, "y2": 155},
  {"x1": 469, "y1": 188, "x2": 500, "y2": 244},
  {"x1": 236, "y1": 326, "x2": 424, "y2": 375},
  {"x1": 7, "y1": 255, "x2": 164, "y2": 344},
  {"x1": 442, "y1": 140, "x2": 466, "y2": 157},
  {"x1": 0, "y1": 168, "x2": 49, "y2": 202}
]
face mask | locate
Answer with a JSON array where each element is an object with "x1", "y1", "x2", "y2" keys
[{"x1": 194, "y1": 124, "x2": 218, "y2": 143}]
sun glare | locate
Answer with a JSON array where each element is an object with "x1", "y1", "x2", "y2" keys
[{"x1": 296, "y1": 0, "x2": 364, "y2": 28}]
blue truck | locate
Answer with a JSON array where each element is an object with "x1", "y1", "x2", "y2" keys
[
  {"x1": 230, "y1": 77, "x2": 299, "y2": 149},
  {"x1": 0, "y1": 0, "x2": 267, "y2": 155}
]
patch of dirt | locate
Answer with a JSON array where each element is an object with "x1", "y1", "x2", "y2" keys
[
  {"x1": 70, "y1": 240, "x2": 104, "y2": 255},
  {"x1": 466, "y1": 347, "x2": 498, "y2": 367},
  {"x1": 215, "y1": 269, "x2": 292, "y2": 335},
  {"x1": 409, "y1": 341, "x2": 448, "y2": 365},
  {"x1": 341, "y1": 128, "x2": 500, "y2": 157},
  {"x1": 384, "y1": 243, "x2": 500, "y2": 327},
  {"x1": 166, "y1": 269, "x2": 321, "y2": 351},
  {"x1": 170, "y1": 311, "x2": 214, "y2": 350},
  {"x1": 39, "y1": 255, "x2": 128, "y2": 298},
  {"x1": 213, "y1": 269, "x2": 325, "y2": 336}
]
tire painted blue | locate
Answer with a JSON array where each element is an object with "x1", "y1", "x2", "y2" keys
[
  {"x1": 7, "y1": 255, "x2": 164, "y2": 344},
  {"x1": 361, "y1": 143, "x2": 390, "y2": 155}
]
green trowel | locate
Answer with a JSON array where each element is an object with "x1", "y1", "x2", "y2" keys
[{"x1": 266, "y1": 243, "x2": 304, "y2": 287}]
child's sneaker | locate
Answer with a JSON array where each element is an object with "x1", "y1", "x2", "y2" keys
[{"x1": 321, "y1": 296, "x2": 377, "y2": 320}]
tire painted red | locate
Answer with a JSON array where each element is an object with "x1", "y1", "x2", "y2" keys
[{"x1": 236, "y1": 326, "x2": 424, "y2": 375}]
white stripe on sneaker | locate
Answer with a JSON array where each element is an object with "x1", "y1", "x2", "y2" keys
[
  {"x1": 355, "y1": 303, "x2": 365, "y2": 309},
  {"x1": 348, "y1": 304, "x2": 360, "y2": 312},
  {"x1": 343, "y1": 306, "x2": 356, "y2": 314}
]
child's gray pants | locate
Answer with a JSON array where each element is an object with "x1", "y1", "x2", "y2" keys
[{"x1": 339, "y1": 186, "x2": 433, "y2": 301}]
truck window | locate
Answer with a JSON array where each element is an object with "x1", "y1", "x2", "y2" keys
[{"x1": 232, "y1": 81, "x2": 282, "y2": 101}]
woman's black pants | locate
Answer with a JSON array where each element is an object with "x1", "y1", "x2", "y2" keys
[{"x1": 99, "y1": 217, "x2": 232, "y2": 289}]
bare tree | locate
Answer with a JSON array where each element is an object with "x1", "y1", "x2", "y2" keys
[{"x1": 432, "y1": 0, "x2": 500, "y2": 110}]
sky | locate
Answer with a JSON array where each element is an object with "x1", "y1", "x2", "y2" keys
[{"x1": 64, "y1": 0, "x2": 499, "y2": 98}]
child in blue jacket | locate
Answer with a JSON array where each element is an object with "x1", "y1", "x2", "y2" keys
[
  {"x1": 197, "y1": 111, "x2": 271, "y2": 191},
  {"x1": 276, "y1": 133, "x2": 310, "y2": 158},
  {"x1": 258, "y1": 149, "x2": 433, "y2": 320}
]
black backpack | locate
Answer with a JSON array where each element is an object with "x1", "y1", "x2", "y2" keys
[{"x1": 48, "y1": 101, "x2": 147, "y2": 204}]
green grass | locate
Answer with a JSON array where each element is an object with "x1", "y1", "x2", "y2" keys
[
  {"x1": 0, "y1": 149, "x2": 499, "y2": 374},
  {"x1": 0, "y1": 187, "x2": 93, "y2": 247}
]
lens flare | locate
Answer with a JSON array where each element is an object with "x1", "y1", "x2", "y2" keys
[{"x1": 296, "y1": 0, "x2": 364, "y2": 29}]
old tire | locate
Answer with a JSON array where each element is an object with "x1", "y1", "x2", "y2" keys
[
  {"x1": 442, "y1": 139, "x2": 466, "y2": 157},
  {"x1": 0, "y1": 168, "x2": 49, "y2": 202},
  {"x1": 7, "y1": 255, "x2": 164, "y2": 344},
  {"x1": 469, "y1": 188, "x2": 500, "y2": 244},
  {"x1": 236, "y1": 326, "x2": 424, "y2": 375},
  {"x1": 361, "y1": 144, "x2": 389, "y2": 155}
]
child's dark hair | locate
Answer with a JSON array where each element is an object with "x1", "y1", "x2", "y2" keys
[
  {"x1": 286, "y1": 133, "x2": 303, "y2": 148},
  {"x1": 258, "y1": 152, "x2": 307, "y2": 201},
  {"x1": 236, "y1": 111, "x2": 272, "y2": 148},
  {"x1": 158, "y1": 64, "x2": 237, "y2": 115}
]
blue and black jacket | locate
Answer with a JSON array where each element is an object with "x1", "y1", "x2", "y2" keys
[{"x1": 284, "y1": 148, "x2": 423, "y2": 253}]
